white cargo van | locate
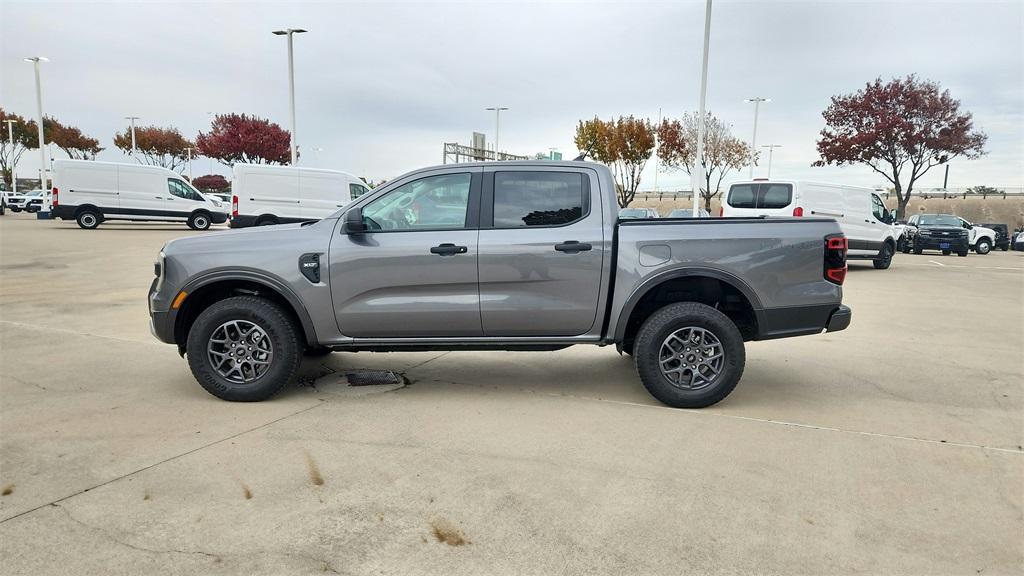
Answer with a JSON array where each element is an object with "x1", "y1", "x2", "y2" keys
[
  {"x1": 229, "y1": 164, "x2": 368, "y2": 227},
  {"x1": 721, "y1": 180, "x2": 902, "y2": 269},
  {"x1": 51, "y1": 160, "x2": 228, "y2": 230}
]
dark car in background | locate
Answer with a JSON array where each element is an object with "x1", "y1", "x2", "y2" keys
[
  {"x1": 902, "y1": 213, "x2": 970, "y2": 256},
  {"x1": 979, "y1": 223, "x2": 1010, "y2": 251}
]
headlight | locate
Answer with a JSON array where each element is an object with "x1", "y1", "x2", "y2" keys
[{"x1": 154, "y1": 250, "x2": 166, "y2": 291}]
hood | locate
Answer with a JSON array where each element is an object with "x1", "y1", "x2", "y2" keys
[{"x1": 162, "y1": 218, "x2": 335, "y2": 256}]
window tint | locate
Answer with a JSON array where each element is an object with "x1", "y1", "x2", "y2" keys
[
  {"x1": 349, "y1": 183, "x2": 369, "y2": 199},
  {"x1": 362, "y1": 173, "x2": 470, "y2": 231},
  {"x1": 168, "y1": 179, "x2": 201, "y2": 201},
  {"x1": 727, "y1": 183, "x2": 793, "y2": 209},
  {"x1": 493, "y1": 171, "x2": 584, "y2": 227}
]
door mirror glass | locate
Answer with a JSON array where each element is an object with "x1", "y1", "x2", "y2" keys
[{"x1": 342, "y1": 208, "x2": 367, "y2": 234}]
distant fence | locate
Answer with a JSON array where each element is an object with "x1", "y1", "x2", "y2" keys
[{"x1": 636, "y1": 186, "x2": 1024, "y2": 202}]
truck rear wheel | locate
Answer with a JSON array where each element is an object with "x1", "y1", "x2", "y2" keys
[
  {"x1": 186, "y1": 296, "x2": 302, "y2": 401},
  {"x1": 76, "y1": 209, "x2": 101, "y2": 229},
  {"x1": 633, "y1": 302, "x2": 745, "y2": 408}
]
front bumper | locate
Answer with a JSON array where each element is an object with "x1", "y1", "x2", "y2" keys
[
  {"x1": 915, "y1": 236, "x2": 968, "y2": 250},
  {"x1": 148, "y1": 277, "x2": 176, "y2": 344}
]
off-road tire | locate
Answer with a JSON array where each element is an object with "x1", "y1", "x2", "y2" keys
[
  {"x1": 634, "y1": 302, "x2": 746, "y2": 409},
  {"x1": 873, "y1": 243, "x2": 894, "y2": 269},
  {"x1": 186, "y1": 296, "x2": 302, "y2": 402},
  {"x1": 187, "y1": 212, "x2": 211, "y2": 231},
  {"x1": 76, "y1": 209, "x2": 101, "y2": 229}
]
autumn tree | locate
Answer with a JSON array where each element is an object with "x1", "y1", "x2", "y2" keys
[
  {"x1": 0, "y1": 109, "x2": 39, "y2": 188},
  {"x1": 192, "y1": 174, "x2": 230, "y2": 193},
  {"x1": 196, "y1": 113, "x2": 291, "y2": 166},
  {"x1": 815, "y1": 75, "x2": 986, "y2": 219},
  {"x1": 574, "y1": 115, "x2": 655, "y2": 208},
  {"x1": 657, "y1": 112, "x2": 753, "y2": 211},
  {"x1": 45, "y1": 117, "x2": 103, "y2": 160},
  {"x1": 113, "y1": 125, "x2": 194, "y2": 171}
]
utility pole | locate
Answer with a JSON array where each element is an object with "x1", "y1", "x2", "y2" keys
[
  {"x1": 654, "y1": 106, "x2": 661, "y2": 192},
  {"x1": 26, "y1": 57, "x2": 49, "y2": 187},
  {"x1": 943, "y1": 164, "x2": 949, "y2": 190},
  {"x1": 125, "y1": 116, "x2": 140, "y2": 154},
  {"x1": 272, "y1": 28, "x2": 307, "y2": 165},
  {"x1": 692, "y1": 0, "x2": 712, "y2": 217},
  {"x1": 744, "y1": 97, "x2": 770, "y2": 178},
  {"x1": 760, "y1": 144, "x2": 782, "y2": 178},
  {"x1": 185, "y1": 146, "x2": 194, "y2": 181},
  {"x1": 486, "y1": 106, "x2": 508, "y2": 161},
  {"x1": 3, "y1": 119, "x2": 17, "y2": 193}
]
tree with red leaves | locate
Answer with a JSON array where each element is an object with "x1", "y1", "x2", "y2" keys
[
  {"x1": 113, "y1": 125, "x2": 194, "y2": 171},
  {"x1": 192, "y1": 174, "x2": 230, "y2": 193},
  {"x1": 196, "y1": 113, "x2": 291, "y2": 166},
  {"x1": 815, "y1": 75, "x2": 986, "y2": 219},
  {"x1": 46, "y1": 117, "x2": 103, "y2": 160}
]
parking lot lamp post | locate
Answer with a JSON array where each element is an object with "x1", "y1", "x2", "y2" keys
[
  {"x1": 272, "y1": 28, "x2": 307, "y2": 165},
  {"x1": 692, "y1": 0, "x2": 712, "y2": 217},
  {"x1": 25, "y1": 57, "x2": 49, "y2": 193},
  {"x1": 185, "y1": 146, "x2": 193, "y2": 181},
  {"x1": 486, "y1": 106, "x2": 508, "y2": 161},
  {"x1": 761, "y1": 144, "x2": 782, "y2": 178},
  {"x1": 3, "y1": 119, "x2": 16, "y2": 193},
  {"x1": 125, "y1": 116, "x2": 139, "y2": 154},
  {"x1": 744, "y1": 97, "x2": 769, "y2": 179}
]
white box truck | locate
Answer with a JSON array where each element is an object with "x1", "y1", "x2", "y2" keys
[
  {"x1": 721, "y1": 179, "x2": 902, "y2": 269},
  {"x1": 229, "y1": 164, "x2": 369, "y2": 227},
  {"x1": 51, "y1": 160, "x2": 228, "y2": 230}
]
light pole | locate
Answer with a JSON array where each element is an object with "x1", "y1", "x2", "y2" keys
[
  {"x1": 125, "y1": 116, "x2": 140, "y2": 154},
  {"x1": 485, "y1": 106, "x2": 508, "y2": 161},
  {"x1": 25, "y1": 57, "x2": 49, "y2": 197},
  {"x1": 185, "y1": 146, "x2": 194, "y2": 181},
  {"x1": 691, "y1": 0, "x2": 712, "y2": 217},
  {"x1": 3, "y1": 119, "x2": 16, "y2": 193},
  {"x1": 744, "y1": 97, "x2": 770, "y2": 178},
  {"x1": 272, "y1": 28, "x2": 307, "y2": 165},
  {"x1": 761, "y1": 144, "x2": 782, "y2": 178},
  {"x1": 654, "y1": 106, "x2": 662, "y2": 192}
]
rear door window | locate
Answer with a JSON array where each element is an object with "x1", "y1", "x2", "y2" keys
[
  {"x1": 727, "y1": 183, "x2": 792, "y2": 209},
  {"x1": 493, "y1": 171, "x2": 585, "y2": 227}
]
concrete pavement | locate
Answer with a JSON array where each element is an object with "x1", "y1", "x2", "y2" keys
[{"x1": 1, "y1": 213, "x2": 1021, "y2": 575}]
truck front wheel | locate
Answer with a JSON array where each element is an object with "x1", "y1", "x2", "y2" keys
[
  {"x1": 633, "y1": 302, "x2": 745, "y2": 408},
  {"x1": 186, "y1": 296, "x2": 303, "y2": 401}
]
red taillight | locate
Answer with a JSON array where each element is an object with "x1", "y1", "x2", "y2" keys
[
  {"x1": 51, "y1": 187, "x2": 58, "y2": 207},
  {"x1": 231, "y1": 195, "x2": 238, "y2": 217},
  {"x1": 718, "y1": 206, "x2": 724, "y2": 217},
  {"x1": 824, "y1": 235, "x2": 848, "y2": 285},
  {"x1": 792, "y1": 206, "x2": 803, "y2": 217}
]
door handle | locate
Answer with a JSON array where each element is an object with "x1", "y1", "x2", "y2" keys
[
  {"x1": 430, "y1": 243, "x2": 467, "y2": 256},
  {"x1": 865, "y1": 219, "x2": 872, "y2": 223},
  {"x1": 555, "y1": 241, "x2": 592, "y2": 253}
]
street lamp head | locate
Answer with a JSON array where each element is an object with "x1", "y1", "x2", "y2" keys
[
  {"x1": 273, "y1": 29, "x2": 307, "y2": 35},
  {"x1": 24, "y1": 56, "x2": 48, "y2": 63},
  {"x1": 744, "y1": 97, "x2": 771, "y2": 103}
]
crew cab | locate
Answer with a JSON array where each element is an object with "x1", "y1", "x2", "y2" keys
[
  {"x1": 902, "y1": 213, "x2": 970, "y2": 256},
  {"x1": 149, "y1": 161, "x2": 851, "y2": 408}
]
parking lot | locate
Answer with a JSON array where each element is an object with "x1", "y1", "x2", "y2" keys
[{"x1": 1, "y1": 212, "x2": 1021, "y2": 575}]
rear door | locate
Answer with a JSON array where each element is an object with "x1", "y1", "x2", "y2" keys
[
  {"x1": 62, "y1": 162, "x2": 118, "y2": 212},
  {"x1": 329, "y1": 169, "x2": 483, "y2": 337},
  {"x1": 477, "y1": 167, "x2": 604, "y2": 336},
  {"x1": 723, "y1": 182, "x2": 794, "y2": 217},
  {"x1": 299, "y1": 170, "x2": 348, "y2": 220}
]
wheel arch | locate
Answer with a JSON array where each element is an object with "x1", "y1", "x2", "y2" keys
[
  {"x1": 613, "y1": 267, "x2": 762, "y2": 351},
  {"x1": 173, "y1": 271, "x2": 318, "y2": 354}
]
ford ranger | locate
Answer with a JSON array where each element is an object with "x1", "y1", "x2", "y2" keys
[{"x1": 149, "y1": 161, "x2": 851, "y2": 408}]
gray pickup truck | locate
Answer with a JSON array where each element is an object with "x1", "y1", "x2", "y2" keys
[{"x1": 149, "y1": 161, "x2": 850, "y2": 408}]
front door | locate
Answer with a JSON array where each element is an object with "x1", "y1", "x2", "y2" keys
[
  {"x1": 477, "y1": 167, "x2": 605, "y2": 336},
  {"x1": 329, "y1": 169, "x2": 483, "y2": 338},
  {"x1": 166, "y1": 178, "x2": 207, "y2": 219}
]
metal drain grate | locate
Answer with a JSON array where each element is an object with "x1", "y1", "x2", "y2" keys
[{"x1": 345, "y1": 370, "x2": 402, "y2": 386}]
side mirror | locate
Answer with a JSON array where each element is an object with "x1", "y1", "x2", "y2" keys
[{"x1": 342, "y1": 208, "x2": 367, "y2": 234}]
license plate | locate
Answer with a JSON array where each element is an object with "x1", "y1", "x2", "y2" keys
[{"x1": 939, "y1": 242, "x2": 950, "y2": 249}]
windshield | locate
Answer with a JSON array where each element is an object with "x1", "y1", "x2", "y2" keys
[{"x1": 919, "y1": 215, "x2": 962, "y2": 227}]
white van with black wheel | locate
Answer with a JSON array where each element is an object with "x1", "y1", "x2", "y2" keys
[
  {"x1": 229, "y1": 164, "x2": 368, "y2": 228},
  {"x1": 721, "y1": 180, "x2": 902, "y2": 269},
  {"x1": 51, "y1": 160, "x2": 228, "y2": 230}
]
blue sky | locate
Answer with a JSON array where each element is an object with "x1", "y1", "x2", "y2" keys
[{"x1": 2, "y1": 1, "x2": 1021, "y2": 191}]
